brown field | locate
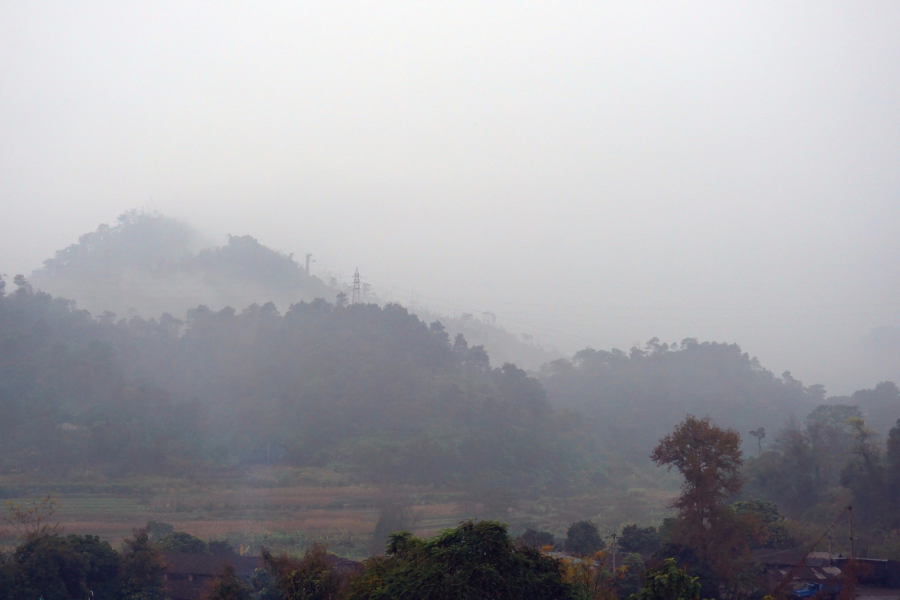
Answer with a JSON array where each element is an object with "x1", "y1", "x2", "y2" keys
[{"x1": 0, "y1": 467, "x2": 675, "y2": 558}]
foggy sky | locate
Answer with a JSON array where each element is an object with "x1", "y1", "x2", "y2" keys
[{"x1": 2, "y1": 2, "x2": 899, "y2": 394}]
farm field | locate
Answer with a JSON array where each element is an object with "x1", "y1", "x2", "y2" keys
[{"x1": 0, "y1": 467, "x2": 675, "y2": 559}]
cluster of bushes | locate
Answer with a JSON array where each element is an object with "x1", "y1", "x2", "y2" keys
[
  {"x1": 195, "y1": 520, "x2": 692, "y2": 600},
  {"x1": 512, "y1": 500, "x2": 803, "y2": 600},
  {"x1": 517, "y1": 520, "x2": 612, "y2": 556}
]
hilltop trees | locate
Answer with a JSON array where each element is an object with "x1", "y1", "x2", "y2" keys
[
  {"x1": 831, "y1": 382, "x2": 900, "y2": 437},
  {"x1": 540, "y1": 339, "x2": 825, "y2": 458},
  {"x1": 0, "y1": 280, "x2": 593, "y2": 487},
  {"x1": 30, "y1": 210, "x2": 333, "y2": 317}
]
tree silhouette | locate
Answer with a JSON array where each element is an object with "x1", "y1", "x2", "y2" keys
[{"x1": 749, "y1": 427, "x2": 766, "y2": 454}]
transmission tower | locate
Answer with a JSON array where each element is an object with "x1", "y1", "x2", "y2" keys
[{"x1": 351, "y1": 268, "x2": 361, "y2": 304}]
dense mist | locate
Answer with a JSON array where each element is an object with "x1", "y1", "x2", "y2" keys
[
  {"x1": 2, "y1": 5, "x2": 900, "y2": 593},
  {"x1": 2, "y1": 2, "x2": 899, "y2": 394},
  {"x1": 5, "y1": 212, "x2": 898, "y2": 477}
]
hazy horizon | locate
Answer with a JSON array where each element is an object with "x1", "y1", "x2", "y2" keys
[{"x1": 3, "y1": 2, "x2": 899, "y2": 394}]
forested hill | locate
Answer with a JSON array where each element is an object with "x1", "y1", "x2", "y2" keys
[
  {"x1": 30, "y1": 210, "x2": 333, "y2": 318},
  {"x1": 3, "y1": 270, "x2": 898, "y2": 492},
  {"x1": 30, "y1": 211, "x2": 559, "y2": 371},
  {"x1": 0, "y1": 277, "x2": 596, "y2": 488},
  {"x1": 539, "y1": 340, "x2": 890, "y2": 458}
]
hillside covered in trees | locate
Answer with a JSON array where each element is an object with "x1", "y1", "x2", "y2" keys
[
  {"x1": 5, "y1": 246, "x2": 900, "y2": 581},
  {"x1": 29, "y1": 210, "x2": 333, "y2": 319},
  {"x1": 0, "y1": 275, "x2": 598, "y2": 491},
  {"x1": 540, "y1": 340, "x2": 899, "y2": 463},
  {"x1": 539, "y1": 341, "x2": 826, "y2": 458},
  {"x1": 6, "y1": 267, "x2": 899, "y2": 487},
  {"x1": 30, "y1": 211, "x2": 558, "y2": 371},
  {"x1": 7, "y1": 213, "x2": 900, "y2": 493}
]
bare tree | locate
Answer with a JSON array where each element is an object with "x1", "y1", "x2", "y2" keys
[{"x1": 4, "y1": 494, "x2": 60, "y2": 538}]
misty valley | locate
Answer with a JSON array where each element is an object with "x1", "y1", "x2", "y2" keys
[{"x1": 1, "y1": 213, "x2": 899, "y2": 600}]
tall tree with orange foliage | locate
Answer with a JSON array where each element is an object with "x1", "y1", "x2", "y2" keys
[
  {"x1": 652, "y1": 416, "x2": 758, "y2": 598},
  {"x1": 652, "y1": 415, "x2": 743, "y2": 532}
]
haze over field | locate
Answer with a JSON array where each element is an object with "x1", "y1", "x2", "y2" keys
[{"x1": 2, "y1": 2, "x2": 899, "y2": 393}]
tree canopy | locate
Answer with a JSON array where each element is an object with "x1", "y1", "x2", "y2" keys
[
  {"x1": 347, "y1": 520, "x2": 571, "y2": 600},
  {"x1": 540, "y1": 339, "x2": 826, "y2": 457},
  {"x1": 0, "y1": 277, "x2": 593, "y2": 488}
]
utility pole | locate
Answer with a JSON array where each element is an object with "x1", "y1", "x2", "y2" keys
[
  {"x1": 305, "y1": 253, "x2": 314, "y2": 274},
  {"x1": 351, "y1": 268, "x2": 361, "y2": 305},
  {"x1": 848, "y1": 506, "x2": 854, "y2": 559}
]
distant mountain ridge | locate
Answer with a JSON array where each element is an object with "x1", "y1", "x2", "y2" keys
[
  {"x1": 30, "y1": 210, "x2": 558, "y2": 370},
  {"x1": 20, "y1": 211, "x2": 898, "y2": 467},
  {"x1": 31, "y1": 210, "x2": 333, "y2": 318}
]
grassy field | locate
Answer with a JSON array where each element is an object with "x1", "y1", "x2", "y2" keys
[{"x1": 0, "y1": 467, "x2": 676, "y2": 559}]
